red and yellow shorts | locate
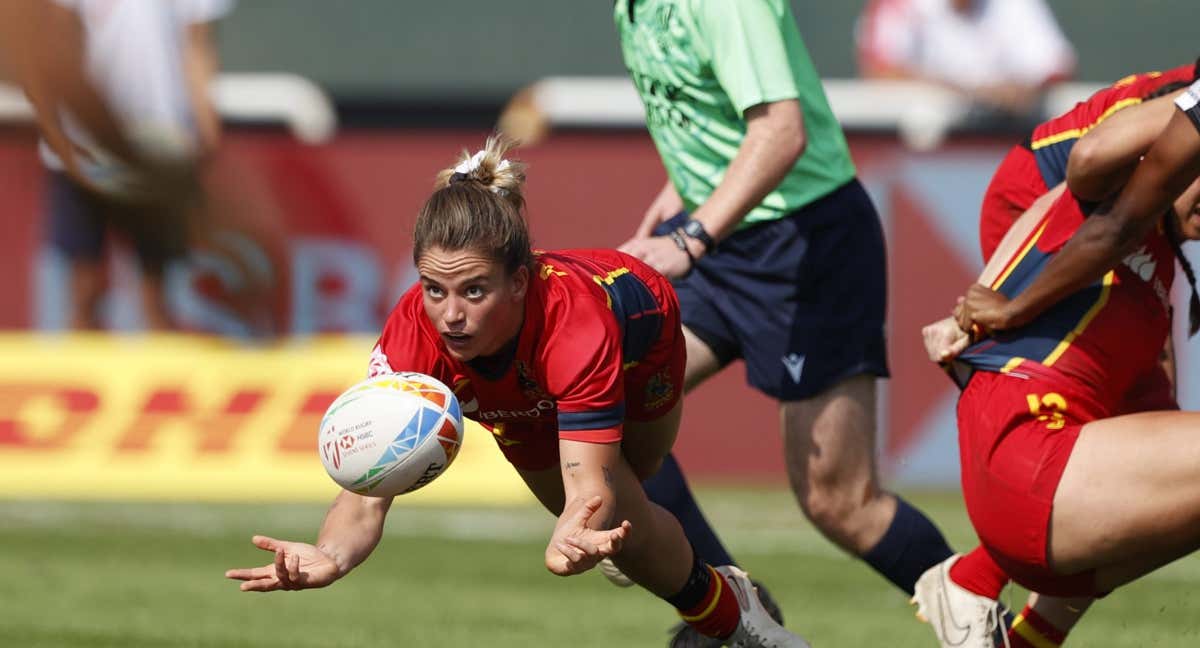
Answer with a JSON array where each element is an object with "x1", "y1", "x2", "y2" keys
[{"x1": 957, "y1": 370, "x2": 1111, "y2": 596}]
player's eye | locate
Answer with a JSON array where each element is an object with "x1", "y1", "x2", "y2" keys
[
  {"x1": 465, "y1": 286, "x2": 486, "y2": 299},
  {"x1": 424, "y1": 285, "x2": 445, "y2": 299}
]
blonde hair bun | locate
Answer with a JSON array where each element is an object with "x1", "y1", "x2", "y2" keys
[{"x1": 437, "y1": 135, "x2": 526, "y2": 207}]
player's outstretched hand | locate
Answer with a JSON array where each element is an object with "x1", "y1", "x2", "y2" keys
[
  {"x1": 225, "y1": 535, "x2": 342, "y2": 592},
  {"x1": 545, "y1": 496, "x2": 632, "y2": 577},
  {"x1": 922, "y1": 316, "x2": 970, "y2": 363},
  {"x1": 958, "y1": 283, "x2": 1018, "y2": 333}
]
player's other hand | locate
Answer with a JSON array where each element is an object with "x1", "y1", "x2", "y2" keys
[
  {"x1": 545, "y1": 496, "x2": 632, "y2": 577},
  {"x1": 225, "y1": 535, "x2": 342, "y2": 592},
  {"x1": 922, "y1": 316, "x2": 970, "y2": 364},
  {"x1": 958, "y1": 283, "x2": 1018, "y2": 333}
]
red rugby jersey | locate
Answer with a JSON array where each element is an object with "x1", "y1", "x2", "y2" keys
[
  {"x1": 1028, "y1": 63, "x2": 1195, "y2": 188},
  {"x1": 960, "y1": 191, "x2": 1176, "y2": 411},
  {"x1": 368, "y1": 249, "x2": 674, "y2": 445}
]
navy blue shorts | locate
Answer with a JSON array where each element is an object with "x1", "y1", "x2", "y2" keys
[
  {"x1": 46, "y1": 171, "x2": 187, "y2": 275},
  {"x1": 654, "y1": 179, "x2": 889, "y2": 401}
]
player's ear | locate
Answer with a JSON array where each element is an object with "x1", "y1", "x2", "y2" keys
[{"x1": 510, "y1": 265, "x2": 529, "y2": 300}]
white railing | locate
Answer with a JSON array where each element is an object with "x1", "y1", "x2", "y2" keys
[
  {"x1": 527, "y1": 76, "x2": 1106, "y2": 149},
  {"x1": 0, "y1": 72, "x2": 337, "y2": 144}
]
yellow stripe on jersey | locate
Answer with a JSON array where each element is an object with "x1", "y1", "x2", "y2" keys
[
  {"x1": 1011, "y1": 614, "x2": 1061, "y2": 648},
  {"x1": 1030, "y1": 98, "x2": 1142, "y2": 150},
  {"x1": 1042, "y1": 270, "x2": 1116, "y2": 367},
  {"x1": 1000, "y1": 356, "x2": 1027, "y2": 374},
  {"x1": 991, "y1": 222, "x2": 1050, "y2": 291}
]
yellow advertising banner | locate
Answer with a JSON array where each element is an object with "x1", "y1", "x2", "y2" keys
[{"x1": 0, "y1": 333, "x2": 530, "y2": 504}]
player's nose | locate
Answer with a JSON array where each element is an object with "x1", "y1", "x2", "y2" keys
[{"x1": 442, "y1": 297, "x2": 467, "y2": 325}]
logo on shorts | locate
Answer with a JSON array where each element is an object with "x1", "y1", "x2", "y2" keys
[
  {"x1": 782, "y1": 353, "x2": 806, "y2": 384},
  {"x1": 1123, "y1": 245, "x2": 1156, "y2": 282},
  {"x1": 644, "y1": 369, "x2": 674, "y2": 410}
]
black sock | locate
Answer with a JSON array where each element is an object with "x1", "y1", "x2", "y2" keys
[
  {"x1": 643, "y1": 453, "x2": 736, "y2": 567},
  {"x1": 663, "y1": 550, "x2": 712, "y2": 609},
  {"x1": 861, "y1": 496, "x2": 954, "y2": 594}
]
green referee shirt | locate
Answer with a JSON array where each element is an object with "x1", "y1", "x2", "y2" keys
[{"x1": 614, "y1": 0, "x2": 857, "y2": 227}]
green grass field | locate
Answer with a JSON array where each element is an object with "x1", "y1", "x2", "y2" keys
[{"x1": 1, "y1": 489, "x2": 1198, "y2": 647}]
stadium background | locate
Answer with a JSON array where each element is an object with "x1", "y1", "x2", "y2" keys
[{"x1": 3, "y1": 4, "x2": 1200, "y2": 646}]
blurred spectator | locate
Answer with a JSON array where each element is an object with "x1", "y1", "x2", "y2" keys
[
  {"x1": 31, "y1": 0, "x2": 231, "y2": 330},
  {"x1": 856, "y1": 0, "x2": 1075, "y2": 118}
]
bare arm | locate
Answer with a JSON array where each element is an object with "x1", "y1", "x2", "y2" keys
[
  {"x1": 619, "y1": 99, "x2": 805, "y2": 276},
  {"x1": 966, "y1": 107, "x2": 1200, "y2": 332},
  {"x1": 182, "y1": 21, "x2": 222, "y2": 157},
  {"x1": 314, "y1": 490, "x2": 393, "y2": 577},
  {"x1": 688, "y1": 99, "x2": 805, "y2": 243},
  {"x1": 978, "y1": 184, "x2": 1066, "y2": 287},
  {"x1": 36, "y1": 0, "x2": 139, "y2": 164},
  {"x1": 225, "y1": 489, "x2": 393, "y2": 592},
  {"x1": 545, "y1": 438, "x2": 630, "y2": 576},
  {"x1": 1067, "y1": 91, "x2": 1186, "y2": 202}
]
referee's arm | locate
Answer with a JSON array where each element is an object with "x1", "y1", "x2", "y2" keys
[{"x1": 687, "y1": 99, "x2": 805, "y2": 244}]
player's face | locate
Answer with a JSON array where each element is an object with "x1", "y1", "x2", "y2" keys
[
  {"x1": 1172, "y1": 177, "x2": 1200, "y2": 240},
  {"x1": 416, "y1": 246, "x2": 528, "y2": 361}
]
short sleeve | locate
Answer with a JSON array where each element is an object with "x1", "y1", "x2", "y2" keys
[
  {"x1": 542, "y1": 297, "x2": 625, "y2": 444},
  {"x1": 1176, "y1": 80, "x2": 1200, "y2": 135},
  {"x1": 693, "y1": 0, "x2": 800, "y2": 115},
  {"x1": 175, "y1": 0, "x2": 234, "y2": 24}
]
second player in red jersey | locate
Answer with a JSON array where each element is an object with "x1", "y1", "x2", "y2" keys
[
  {"x1": 979, "y1": 61, "x2": 1196, "y2": 261},
  {"x1": 913, "y1": 83, "x2": 1200, "y2": 648}
]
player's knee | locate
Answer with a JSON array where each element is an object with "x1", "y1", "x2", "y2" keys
[
  {"x1": 795, "y1": 483, "x2": 853, "y2": 534},
  {"x1": 791, "y1": 473, "x2": 874, "y2": 537},
  {"x1": 628, "y1": 456, "x2": 664, "y2": 482}
]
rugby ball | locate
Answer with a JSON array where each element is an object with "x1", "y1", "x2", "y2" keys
[{"x1": 318, "y1": 372, "x2": 464, "y2": 497}]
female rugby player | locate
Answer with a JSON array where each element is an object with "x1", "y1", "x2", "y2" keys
[
  {"x1": 917, "y1": 86, "x2": 1200, "y2": 646},
  {"x1": 225, "y1": 138, "x2": 809, "y2": 648}
]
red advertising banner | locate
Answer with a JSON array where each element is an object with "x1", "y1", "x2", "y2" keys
[{"x1": 0, "y1": 128, "x2": 1027, "y2": 490}]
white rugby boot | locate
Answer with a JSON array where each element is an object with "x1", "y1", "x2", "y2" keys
[
  {"x1": 716, "y1": 565, "x2": 812, "y2": 648},
  {"x1": 598, "y1": 557, "x2": 635, "y2": 587},
  {"x1": 912, "y1": 555, "x2": 1008, "y2": 648}
]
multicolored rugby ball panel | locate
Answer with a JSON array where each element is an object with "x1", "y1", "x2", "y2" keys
[{"x1": 319, "y1": 372, "x2": 464, "y2": 497}]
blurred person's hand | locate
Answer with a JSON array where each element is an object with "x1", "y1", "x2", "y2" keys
[
  {"x1": 498, "y1": 86, "x2": 550, "y2": 147},
  {"x1": 225, "y1": 535, "x2": 342, "y2": 592}
]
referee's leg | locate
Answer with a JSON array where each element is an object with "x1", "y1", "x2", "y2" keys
[{"x1": 781, "y1": 375, "x2": 952, "y2": 596}]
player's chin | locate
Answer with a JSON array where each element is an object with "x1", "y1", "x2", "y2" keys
[
  {"x1": 1184, "y1": 213, "x2": 1200, "y2": 240},
  {"x1": 441, "y1": 334, "x2": 478, "y2": 360}
]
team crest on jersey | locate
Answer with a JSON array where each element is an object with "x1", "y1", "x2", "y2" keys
[
  {"x1": 644, "y1": 369, "x2": 674, "y2": 411},
  {"x1": 515, "y1": 361, "x2": 552, "y2": 403}
]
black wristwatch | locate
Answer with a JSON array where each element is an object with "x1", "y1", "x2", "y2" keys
[{"x1": 681, "y1": 218, "x2": 716, "y2": 253}]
